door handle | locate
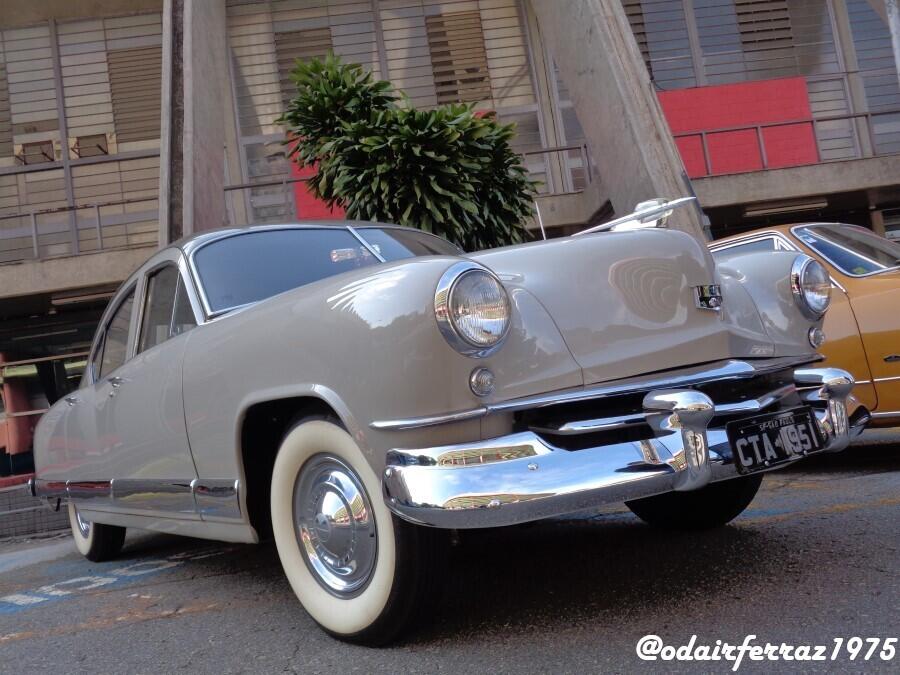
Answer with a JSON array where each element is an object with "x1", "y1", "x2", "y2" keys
[
  {"x1": 109, "y1": 376, "x2": 125, "y2": 388},
  {"x1": 64, "y1": 396, "x2": 79, "y2": 406},
  {"x1": 885, "y1": 355, "x2": 900, "y2": 363}
]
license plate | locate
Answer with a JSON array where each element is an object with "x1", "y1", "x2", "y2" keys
[{"x1": 726, "y1": 407, "x2": 824, "y2": 475}]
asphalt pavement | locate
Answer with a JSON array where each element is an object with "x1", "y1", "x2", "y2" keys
[{"x1": 1, "y1": 430, "x2": 898, "y2": 674}]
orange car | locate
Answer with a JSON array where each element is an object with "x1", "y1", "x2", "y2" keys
[{"x1": 711, "y1": 223, "x2": 900, "y2": 427}]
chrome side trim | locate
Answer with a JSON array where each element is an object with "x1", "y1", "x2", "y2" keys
[
  {"x1": 192, "y1": 479, "x2": 242, "y2": 520},
  {"x1": 67, "y1": 480, "x2": 113, "y2": 501},
  {"x1": 370, "y1": 356, "x2": 819, "y2": 431},
  {"x1": 371, "y1": 407, "x2": 487, "y2": 431},
  {"x1": 30, "y1": 477, "x2": 243, "y2": 521},
  {"x1": 112, "y1": 479, "x2": 195, "y2": 514},
  {"x1": 871, "y1": 411, "x2": 900, "y2": 419}
]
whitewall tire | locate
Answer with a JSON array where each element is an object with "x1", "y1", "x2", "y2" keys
[
  {"x1": 270, "y1": 419, "x2": 444, "y2": 645},
  {"x1": 68, "y1": 502, "x2": 126, "y2": 562}
]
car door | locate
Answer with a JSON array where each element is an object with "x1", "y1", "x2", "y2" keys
[
  {"x1": 94, "y1": 252, "x2": 200, "y2": 517},
  {"x1": 842, "y1": 273, "x2": 900, "y2": 414}
]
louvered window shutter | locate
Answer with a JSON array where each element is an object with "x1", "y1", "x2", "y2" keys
[
  {"x1": 107, "y1": 45, "x2": 162, "y2": 143},
  {"x1": 622, "y1": 0, "x2": 652, "y2": 75},
  {"x1": 0, "y1": 64, "x2": 11, "y2": 158},
  {"x1": 426, "y1": 11, "x2": 492, "y2": 105},
  {"x1": 736, "y1": 0, "x2": 793, "y2": 51},
  {"x1": 274, "y1": 27, "x2": 333, "y2": 109}
]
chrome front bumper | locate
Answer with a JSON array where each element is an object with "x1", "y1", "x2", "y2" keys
[{"x1": 382, "y1": 366, "x2": 869, "y2": 529}]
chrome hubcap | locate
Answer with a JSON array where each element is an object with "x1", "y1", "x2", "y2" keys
[
  {"x1": 74, "y1": 506, "x2": 91, "y2": 538},
  {"x1": 293, "y1": 455, "x2": 377, "y2": 597}
]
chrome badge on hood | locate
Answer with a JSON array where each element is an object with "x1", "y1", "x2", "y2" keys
[{"x1": 694, "y1": 284, "x2": 723, "y2": 311}]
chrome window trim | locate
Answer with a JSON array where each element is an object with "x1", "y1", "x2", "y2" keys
[
  {"x1": 709, "y1": 232, "x2": 792, "y2": 254},
  {"x1": 790, "y1": 224, "x2": 900, "y2": 278},
  {"x1": 347, "y1": 225, "x2": 387, "y2": 262},
  {"x1": 90, "y1": 281, "x2": 139, "y2": 385},
  {"x1": 370, "y1": 355, "x2": 820, "y2": 431},
  {"x1": 353, "y1": 224, "x2": 465, "y2": 256},
  {"x1": 136, "y1": 261, "x2": 181, "y2": 354}
]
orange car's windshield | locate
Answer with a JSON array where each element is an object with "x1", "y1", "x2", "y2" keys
[{"x1": 794, "y1": 224, "x2": 900, "y2": 277}]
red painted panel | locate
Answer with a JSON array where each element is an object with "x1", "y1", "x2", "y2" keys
[
  {"x1": 673, "y1": 135, "x2": 708, "y2": 177},
  {"x1": 706, "y1": 129, "x2": 763, "y2": 174},
  {"x1": 290, "y1": 161, "x2": 345, "y2": 220},
  {"x1": 658, "y1": 77, "x2": 818, "y2": 177},
  {"x1": 762, "y1": 123, "x2": 819, "y2": 168}
]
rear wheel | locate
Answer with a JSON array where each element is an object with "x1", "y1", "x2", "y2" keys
[
  {"x1": 68, "y1": 503, "x2": 126, "y2": 562},
  {"x1": 625, "y1": 474, "x2": 763, "y2": 530},
  {"x1": 270, "y1": 419, "x2": 444, "y2": 646}
]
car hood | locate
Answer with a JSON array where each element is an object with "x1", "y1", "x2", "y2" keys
[{"x1": 470, "y1": 230, "x2": 777, "y2": 386}]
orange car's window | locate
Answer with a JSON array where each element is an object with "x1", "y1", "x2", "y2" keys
[{"x1": 796, "y1": 225, "x2": 900, "y2": 277}]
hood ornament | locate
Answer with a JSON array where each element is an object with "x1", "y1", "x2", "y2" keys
[{"x1": 573, "y1": 196, "x2": 697, "y2": 236}]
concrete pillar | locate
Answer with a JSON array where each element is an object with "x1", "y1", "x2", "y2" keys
[
  {"x1": 159, "y1": 0, "x2": 230, "y2": 245},
  {"x1": 833, "y1": 0, "x2": 876, "y2": 157},
  {"x1": 527, "y1": 0, "x2": 706, "y2": 240},
  {"x1": 870, "y1": 208, "x2": 887, "y2": 236},
  {"x1": 887, "y1": 1, "x2": 900, "y2": 89}
]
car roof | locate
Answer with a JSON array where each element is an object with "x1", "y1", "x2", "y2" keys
[{"x1": 713, "y1": 222, "x2": 850, "y2": 245}]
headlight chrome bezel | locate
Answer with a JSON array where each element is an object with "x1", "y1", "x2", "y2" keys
[
  {"x1": 791, "y1": 254, "x2": 831, "y2": 320},
  {"x1": 435, "y1": 261, "x2": 511, "y2": 358}
]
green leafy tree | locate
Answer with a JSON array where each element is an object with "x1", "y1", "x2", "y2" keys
[{"x1": 278, "y1": 55, "x2": 535, "y2": 251}]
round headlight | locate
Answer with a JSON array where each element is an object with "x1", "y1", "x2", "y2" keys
[
  {"x1": 791, "y1": 255, "x2": 831, "y2": 319},
  {"x1": 435, "y1": 263, "x2": 510, "y2": 356}
]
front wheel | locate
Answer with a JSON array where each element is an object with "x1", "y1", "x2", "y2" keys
[
  {"x1": 270, "y1": 419, "x2": 445, "y2": 646},
  {"x1": 68, "y1": 503, "x2": 126, "y2": 562},
  {"x1": 625, "y1": 474, "x2": 763, "y2": 530}
]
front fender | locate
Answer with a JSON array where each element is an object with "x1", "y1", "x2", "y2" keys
[{"x1": 716, "y1": 250, "x2": 820, "y2": 357}]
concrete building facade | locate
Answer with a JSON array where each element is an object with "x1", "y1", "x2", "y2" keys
[{"x1": 0, "y1": 0, "x2": 898, "y2": 479}]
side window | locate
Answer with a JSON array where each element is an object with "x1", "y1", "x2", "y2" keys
[
  {"x1": 99, "y1": 288, "x2": 136, "y2": 379},
  {"x1": 712, "y1": 238, "x2": 776, "y2": 260},
  {"x1": 139, "y1": 266, "x2": 179, "y2": 353},
  {"x1": 171, "y1": 276, "x2": 197, "y2": 337},
  {"x1": 138, "y1": 266, "x2": 198, "y2": 352}
]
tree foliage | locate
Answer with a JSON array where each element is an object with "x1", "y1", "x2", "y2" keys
[{"x1": 278, "y1": 55, "x2": 535, "y2": 250}]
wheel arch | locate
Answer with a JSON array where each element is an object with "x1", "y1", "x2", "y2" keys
[{"x1": 236, "y1": 389, "x2": 363, "y2": 539}]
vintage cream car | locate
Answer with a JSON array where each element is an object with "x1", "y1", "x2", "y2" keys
[{"x1": 30, "y1": 200, "x2": 868, "y2": 644}]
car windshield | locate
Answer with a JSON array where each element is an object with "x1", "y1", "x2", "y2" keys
[
  {"x1": 193, "y1": 228, "x2": 380, "y2": 314},
  {"x1": 355, "y1": 227, "x2": 462, "y2": 259},
  {"x1": 794, "y1": 224, "x2": 900, "y2": 277}
]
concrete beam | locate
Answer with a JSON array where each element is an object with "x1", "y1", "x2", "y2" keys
[
  {"x1": 527, "y1": 0, "x2": 705, "y2": 240},
  {"x1": 692, "y1": 156, "x2": 900, "y2": 209},
  {"x1": 0, "y1": 0, "x2": 161, "y2": 28},
  {"x1": 0, "y1": 247, "x2": 153, "y2": 302}
]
